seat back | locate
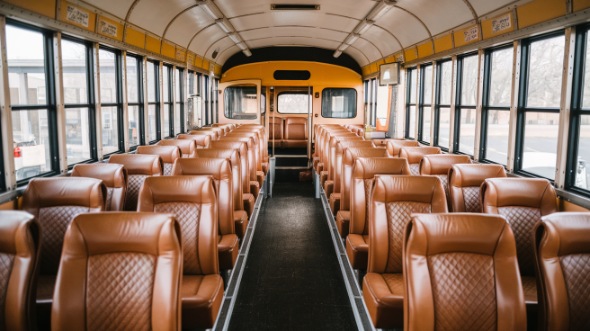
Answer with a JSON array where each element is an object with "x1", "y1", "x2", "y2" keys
[
  {"x1": 448, "y1": 164, "x2": 506, "y2": 212},
  {"x1": 178, "y1": 133, "x2": 212, "y2": 148},
  {"x1": 268, "y1": 117, "x2": 284, "y2": 143},
  {"x1": 211, "y1": 141, "x2": 250, "y2": 194},
  {"x1": 233, "y1": 126, "x2": 267, "y2": 165},
  {"x1": 228, "y1": 131, "x2": 262, "y2": 172},
  {"x1": 283, "y1": 117, "x2": 308, "y2": 148},
  {"x1": 350, "y1": 158, "x2": 411, "y2": 236},
  {"x1": 195, "y1": 148, "x2": 244, "y2": 211},
  {"x1": 71, "y1": 163, "x2": 127, "y2": 211},
  {"x1": 534, "y1": 212, "x2": 590, "y2": 331},
  {"x1": 419, "y1": 154, "x2": 472, "y2": 201},
  {"x1": 136, "y1": 145, "x2": 181, "y2": 175},
  {"x1": 222, "y1": 136, "x2": 257, "y2": 182},
  {"x1": 171, "y1": 159, "x2": 234, "y2": 236},
  {"x1": 482, "y1": 178, "x2": 557, "y2": 277},
  {"x1": 334, "y1": 140, "x2": 374, "y2": 193},
  {"x1": 386, "y1": 139, "x2": 420, "y2": 157},
  {"x1": 341, "y1": 147, "x2": 388, "y2": 212},
  {"x1": 399, "y1": 146, "x2": 442, "y2": 175},
  {"x1": 157, "y1": 139, "x2": 197, "y2": 158},
  {"x1": 51, "y1": 212, "x2": 182, "y2": 331},
  {"x1": 0, "y1": 211, "x2": 40, "y2": 331},
  {"x1": 21, "y1": 178, "x2": 105, "y2": 276},
  {"x1": 138, "y1": 176, "x2": 219, "y2": 276},
  {"x1": 108, "y1": 154, "x2": 163, "y2": 211},
  {"x1": 404, "y1": 213, "x2": 526, "y2": 331},
  {"x1": 328, "y1": 134, "x2": 359, "y2": 181},
  {"x1": 368, "y1": 175, "x2": 447, "y2": 274},
  {"x1": 191, "y1": 127, "x2": 224, "y2": 140}
]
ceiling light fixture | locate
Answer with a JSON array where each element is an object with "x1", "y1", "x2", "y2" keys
[
  {"x1": 367, "y1": 0, "x2": 395, "y2": 21},
  {"x1": 228, "y1": 33, "x2": 241, "y2": 44},
  {"x1": 215, "y1": 18, "x2": 233, "y2": 34},
  {"x1": 198, "y1": 0, "x2": 223, "y2": 20},
  {"x1": 243, "y1": 49, "x2": 252, "y2": 57},
  {"x1": 344, "y1": 34, "x2": 360, "y2": 45},
  {"x1": 333, "y1": 50, "x2": 342, "y2": 58},
  {"x1": 354, "y1": 19, "x2": 374, "y2": 35}
]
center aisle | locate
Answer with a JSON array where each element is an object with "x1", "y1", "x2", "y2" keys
[{"x1": 228, "y1": 179, "x2": 357, "y2": 330}]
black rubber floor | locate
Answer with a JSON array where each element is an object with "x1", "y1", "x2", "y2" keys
[{"x1": 228, "y1": 178, "x2": 357, "y2": 331}]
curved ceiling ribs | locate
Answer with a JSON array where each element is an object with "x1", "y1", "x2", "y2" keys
[{"x1": 85, "y1": 0, "x2": 520, "y2": 70}]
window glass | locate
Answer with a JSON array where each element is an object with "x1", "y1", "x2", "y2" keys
[
  {"x1": 583, "y1": 33, "x2": 590, "y2": 109},
  {"x1": 99, "y1": 49, "x2": 117, "y2": 104},
  {"x1": 485, "y1": 110, "x2": 510, "y2": 164},
  {"x1": 521, "y1": 112, "x2": 559, "y2": 179},
  {"x1": 224, "y1": 86, "x2": 257, "y2": 119},
  {"x1": 64, "y1": 107, "x2": 91, "y2": 163},
  {"x1": 489, "y1": 48, "x2": 513, "y2": 107},
  {"x1": 422, "y1": 66, "x2": 433, "y2": 103},
  {"x1": 128, "y1": 105, "x2": 140, "y2": 146},
  {"x1": 437, "y1": 107, "x2": 450, "y2": 149},
  {"x1": 278, "y1": 92, "x2": 309, "y2": 114},
  {"x1": 574, "y1": 115, "x2": 590, "y2": 189},
  {"x1": 101, "y1": 106, "x2": 119, "y2": 154},
  {"x1": 408, "y1": 105, "x2": 416, "y2": 138},
  {"x1": 439, "y1": 62, "x2": 452, "y2": 105},
  {"x1": 422, "y1": 106, "x2": 431, "y2": 143},
  {"x1": 126, "y1": 56, "x2": 138, "y2": 104},
  {"x1": 11, "y1": 110, "x2": 52, "y2": 180},
  {"x1": 62, "y1": 39, "x2": 87, "y2": 104},
  {"x1": 458, "y1": 108, "x2": 476, "y2": 154},
  {"x1": 174, "y1": 69, "x2": 182, "y2": 134},
  {"x1": 163, "y1": 66, "x2": 170, "y2": 103},
  {"x1": 147, "y1": 61, "x2": 157, "y2": 102},
  {"x1": 527, "y1": 35, "x2": 564, "y2": 108},
  {"x1": 322, "y1": 88, "x2": 357, "y2": 118},
  {"x1": 460, "y1": 55, "x2": 478, "y2": 106},
  {"x1": 409, "y1": 70, "x2": 417, "y2": 103},
  {"x1": 147, "y1": 104, "x2": 157, "y2": 142}
]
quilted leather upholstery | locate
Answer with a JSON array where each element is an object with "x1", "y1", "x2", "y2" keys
[
  {"x1": 561, "y1": 254, "x2": 590, "y2": 330},
  {"x1": 126, "y1": 174, "x2": 148, "y2": 211},
  {"x1": 71, "y1": 163, "x2": 127, "y2": 211},
  {"x1": 499, "y1": 206, "x2": 541, "y2": 276},
  {"x1": 0, "y1": 253, "x2": 14, "y2": 324},
  {"x1": 385, "y1": 139, "x2": 419, "y2": 157},
  {"x1": 136, "y1": 145, "x2": 181, "y2": 176},
  {"x1": 87, "y1": 253, "x2": 155, "y2": 330},
  {"x1": 109, "y1": 154, "x2": 162, "y2": 211},
  {"x1": 399, "y1": 146, "x2": 442, "y2": 175},
  {"x1": 156, "y1": 138, "x2": 197, "y2": 158},
  {"x1": 404, "y1": 213, "x2": 526, "y2": 331},
  {"x1": 448, "y1": 163, "x2": 506, "y2": 212},
  {"x1": 463, "y1": 186, "x2": 481, "y2": 212}
]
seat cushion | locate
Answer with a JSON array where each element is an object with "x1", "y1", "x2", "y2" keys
[
  {"x1": 243, "y1": 193, "x2": 255, "y2": 218},
  {"x1": 362, "y1": 273, "x2": 404, "y2": 329},
  {"x1": 256, "y1": 171, "x2": 265, "y2": 187},
  {"x1": 182, "y1": 275, "x2": 224, "y2": 329},
  {"x1": 336, "y1": 210, "x2": 350, "y2": 238},
  {"x1": 329, "y1": 193, "x2": 341, "y2": 215},
  {"x1": 323, "y1": 180, "x2": 334, "y2": 198},
  {"x1": 250, "y1": 181, "x2": 260, "y2": 198},
  {"x1": 346, "y1": 234, "x2": 369, "y2": 270},
  {"x1": 234, "y1": 210, "x2": 249, "y2": 239},
  {"x1": 218, "y1": 234, "x2": 239, "y2": 270}
]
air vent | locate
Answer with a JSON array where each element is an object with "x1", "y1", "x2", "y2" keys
[{"x1": 271, "y1": 4, "x2": 320, "y2": 10}]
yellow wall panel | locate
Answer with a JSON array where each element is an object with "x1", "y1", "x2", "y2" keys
[
  {"x1": 404, "y1": 47, "x2": 418, "y2": 62},
  {"x1": 187, "y1": 52, "x2": 196, "y2": 67},
  {"x1": 434, "y1": 33, "x2": 453, "y2": 53},
  {"x1": 454, "y1": 25, "x2": 481, "y2": 47},
  {"x1": 482, "y1": 12, "x2": 515, "y2": 39},
  {"x1": 97, "y1": 15, "x2": 123, "y2": 41},
  {"x1": 161, "y1": 41, "x2": 175, "y2": 59},
  {"x1": 145, "y1": 34, "x2": 161, "y2": 54},
  {"x1": 59, "y1": 1, "x2": 96, "y2": 32},
  {"x1": 195, "y1": 55, "x2": 204, "y2": 68},
  {"x1": 175, "y1": 47, "x2": 186, "y2": 62},
  {"x1": 574, "y1": 0, "x2": 590, "y2": 11},
  {"x1": 202, "y1": 59, "x2": 210, "y2": 71},
  {"x1": 384, "y1": 54, "x2": 396, "y2": 64},
  {"x1": 214, "y1": 64, "x2": 222, "y2": 76},
  {"x1": 394, "y1": 52, "x2": 404, "y2": 62},
  {"x1": 126, "y1": 26, "x2": 145, "y2": 49},
  {"x1": 517, "y1": 0, "x2": 566, "y2": 28},
  {"x1": 6, "y1": 0, "x2": 56, "y2": 18},
  {"x1": 417, "y1": 40, "x2": 434, "y2": 58}
]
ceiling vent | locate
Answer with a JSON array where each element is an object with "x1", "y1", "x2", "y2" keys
[{"x1": 271, "y1": 4, "x2": 320, "y2": 10}]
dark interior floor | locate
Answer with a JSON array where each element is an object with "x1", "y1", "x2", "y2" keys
[{"x1": 228, "y1": 171, "x2": 356, "y2": 331}]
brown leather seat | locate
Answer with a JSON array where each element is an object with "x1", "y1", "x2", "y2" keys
[
  {"x1": 448, "y1": 163, "x2": 507, "y2": 212},
  {"x1": 404, "y1": 213, "x2": 526, "y2": 331},
  {"x1": 482, "y1": 177, "x2": 557, "y2": 325},
  {"x1": 232, "y1": 125, "x2": 268, "y2": 174},
  {"x1": 222, "y1": 136, "x2": 260, "y2": 197},
  {"x1": 319, "y1": 131, "x2": 355, "y2": 188},
  {"x1": 0, "y1": 211, "x2": 40, "y2": 331},
  {"x1": 534, "y1": 212, "x2": 590, "y2": 331},
  {"x1": 399, "y1": 146, "x2": 442, "y2": 175},
  {"x1": 157, "y1": 138, "x2": 197, "y2": 158},
  {"x1": 346, "y1": 158, "x2": 411, "y2": 270},
  {"x1": 324, "y1": 133, "x2": 360, "y2": 199},
  {"x1": 192, "y1": 127, "x2": 224, "y2": 140},
  {"x1": 210, "y1": 140, "x2": 255, "y2": 217},
  {"x1": 194, "y1": 148, "x2": 249, "y2": 239},
  {"x1": 335, "y1": 147, "x2": 388, "y2": 238},
  {"x1": 363, "y1": 175, "x2": 447, "y2": 328},
  {"x1": 136, "y1": 145, "x2": 181, "y2": 175},
  {"x1": 283, "y1": 117, "x2": 308, "y2": 148},
  {"x1": 178, "y1": 133, "x2": 212, "y2": 148},
  {"x1": 268, "y1": 117, "x2": 284, "y2": 148},
  {"x1": 170, "y1": 160, "x2": 239, "y2": 270},
  {"x1": 136, "y1": 177, "x2": 223, "y2": 329},
  {"x1": 419, "y1": 154, "x2": 471, "y2": 204},
  {"x1": 108, "y1": 154, "x2": 163, "y2": 211},
  {"x1": 386, "y1": 139, "x2": 420, "y2": 157},
  {"x1": 51, "y1": 212, "x2": 183, "y2": 331},
  {"x1": 228, "y1": 131, "x2": 265, "y2": 184},
  {"x1": 21, "y1": 177, "x2": 105, "y2": 328},
  {"x1": 71, "y1": 163, "x2": 127, "y2": 211}
]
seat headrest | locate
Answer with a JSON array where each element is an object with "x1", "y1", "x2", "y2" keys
[
  {"x1": 156, "y1": 139, "x2": 196, "y2": 157},
  {"x1": 22, "y1": 177, "x2": 105, "y2": 209},
  {"x1": 337, "y1": 140, "x2": 373, "y2": 154},
  {"x1": 344, "y1": 147, "x2": 388, "y2": 165},
  {"x1": 353, "y1": 157, "x2": 411, "y2": 178},
  {"x1": 210, "y1": 141, "x2": 247, "y2": 154},
  {"x1": 420, "y1": 154, "x2": 472, "y2": 175},
  {"x1": 285, "y1": 117, "x2": 307, "y2": 124},
  {"x1": 449, "y1": 164, "x2": 506, "y2": 187},
  {"x1": 221, "y1": 136, "x2": 253, "y2": 147},
  {"x1": 136, "y1": 145, "x2": 181, "y2": 163},
  {"x1": 138, "y1": 175, "x2": 216, "y2": 207},
  {"x1": 386, "y1": 140, "x2": 420, "y2": 156},
  {"x1": 0, "y1": 211, "x2": 37, "y2": 254},
  {"x1": 372, "y1": 175, "x2": 447, "y2": 212},
  {"x1": 399, "y1": 147, "x2": 442, "y2": 163},
  {"x1": 177, "y1": 134, "x2": 212, "y2": 147},
  {"x1": 171, "y1": 158, "x2": 231, "y2": 180},
  {"x1": 482, "y1": 178, "x2": 556, "y2": 212},
  {"x1": 71, "y1": 163, "x2": 127, "y2": 188},
  {"x1": 539, "y1": 212, "x2": 590, "y2": 256},
  {"x1": 196, "y1": 148, "x2": 239, "y2": 164},
  {"x1": 109, "y1": 154, "x2": 163, "y2": 175}
]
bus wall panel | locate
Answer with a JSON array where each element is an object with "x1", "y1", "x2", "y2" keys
[
  {"x1": 453, "y1": 24, "x2": 481, "y2": 48},
  {"x1": 559, "y1": 198, "x2": 590, "y2": 212},
  {"x1": 5, "y1": 0, "x2": 56, "y2": 18},
  {"x1": 481, "y1": 12, "x2": 515, "y2": 39},
  {"x1": 404, "y1": 47, "x2": 418, "y2": 63},
  {"x1": 96, "y1": 15, "x2": 124, "y2": 42},
  {"x1": 574, "y1": 0, "x2": 590, "y2": 11},
  {"x1": 161, "y1": 41, "x2": 176, "y2": 60},
  {"x1": 59, "y1": 1, "x2": 97, "y2": 33},
  {"x1": 417, "y1": 40, "x2": 434, "y2": 59},
  {"x1": 145, "y1": 34, "x2": 161, "y2": 55},
  {"x1": 517, "y1": 0, "x2": 567, "y2": 28},
  {"x1": 126, "y1": 26, "x2": 146, "y2": 49},
  {"x1": 434, "y1": 33, "x2": 454, "y2": 53}
]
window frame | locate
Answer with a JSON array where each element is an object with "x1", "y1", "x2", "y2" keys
[
  {"x1": 433, "y1": 59, "x2": 452, "y2": 151},
  {"x1": 146, "y1": 60, "x2": 161, "y2": 143},
  {"x1": 453, "y1": 52, "x2": 479, "y2": 156},
  {"x1": 162, "y1": 64, "x2": 173, "y2": 138},
  {"x1": 125, "y1": 53, "x2": 144, "y2": 148},
  {"x1": 321, "y1": 88, "x2": 358, "y2": 119},
  {"x1": 98, "y1": 45, "x2": 124, "y2": 156},
  {"x1": 418, "y1": 63, "x2": 433, "y2": 144},
  {"x1": 405, "y1": 67, "x2": 417, "y2": 139},
  {"x1": 277, "y1": 91, "x2": 311, "y2": 114}
]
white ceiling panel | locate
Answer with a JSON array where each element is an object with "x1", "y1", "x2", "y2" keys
[
  {"x1": 240, "y1": 27, "x2": 346, "y2": 43},
  {"x1": 188, "y1": 26, "x2": 227, "y2": 54},
  {"x1": 395, "y1": 0, "x2": 474, "y2": 36},
  {"x1": 469, "y1": 0, "x2": 520, "y2": 17},
  {"x1": 351, "y1": 38, "x2": 383, "y2": 63},
  {"x1": 84, "y1": 0, "x2": 136, "y2": 18},
  {"x1": 127, "y1": 0, "x2": 195, "y2": 36},
  {"x1": 363, "y1": 26, "x2": 403, "y2": 56},
  {"x1": 164, "y1": 7, "x2": 213, "y2": 47},
  {"x1": 378, "y1": 8, "x2": 430, "y2": 48}
]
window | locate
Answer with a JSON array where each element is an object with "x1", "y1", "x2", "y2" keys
[
  {"x1": 517, "y1": 33, "x2": 564, "y2": 180},
  {"x1": 322, "y1": 88, "x2": 357, "y2": 118},
  {"x1": 7, "y1": 23, "x2": 58, "y2": 182},
  {"x1": 99, "y1": 47, "x2": 123, "y2": 155},
  {"x1": 434, "y1": 60, "x2": 452, "y2": 150},
  {"x1": 62, "y1": 38, "x2": 96, "y2": 165},
  {"x1": 126, "y1": 55, "x2": 143, "y2": 147},
  {"x1": 405, "y1": 68, "x2": 417, "y2": 139},
  {"x1": 204, "y1": 75, "x2": 210, "y2": 125},
  {"x1": 224, "y1": 85, "x2": 257, "y2": 119},
  {"x1": 187, "y1": 71, "x2": 197, "y2": 129},
  {"x1": 419, "y1": 64, "x2": 433, "y2": 144},
  {"x1": 213, "y1": 78, "x2": 219, "y2": 123},
  {"x1": 162, "y1": 65, "x2": 172, "y2": 137},
  {"x1": 454, "y1": 53, "x2": 478, "y2": 155},
  {"x1": 174, "y1": 68, "x2": 184, "y2": 134},
  {"x1": 278, "y1": 92, "x2": 310, "y2": 114},
  {"x1": 481, "y1": 46, "x2": 513, "y2": 165},
  {"x1": 146, "y1": 61, "x2": 160, "y2": 142}
]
